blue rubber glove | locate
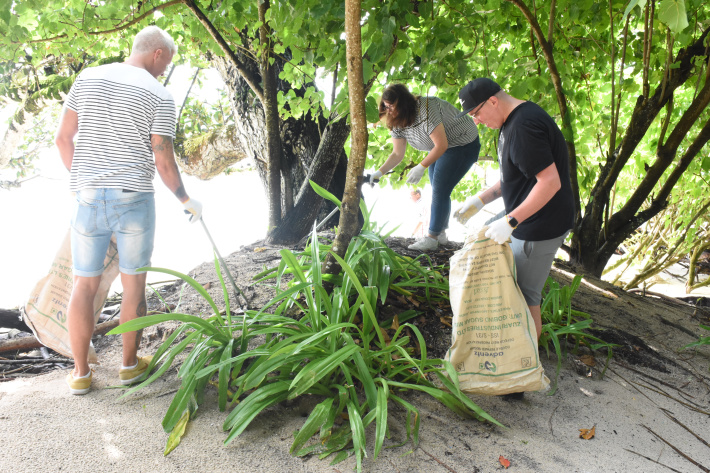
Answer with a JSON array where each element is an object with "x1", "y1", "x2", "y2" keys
[
  {"x1": 485, "y1": 216, "x2": 514, "y2": 244},
  {"x1": 406, "y1": 163, "x2": 426, "y2": 185}
]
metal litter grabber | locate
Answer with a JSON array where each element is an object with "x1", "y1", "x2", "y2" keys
[
  {"x1": 198, "y1": 217, "x2": 249, "y2": 308},
  {"x1": 296, "y1": 172, "x2": 386, "y2": 247}
]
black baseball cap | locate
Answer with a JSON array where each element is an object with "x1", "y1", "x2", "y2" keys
[{"x1": 457, "y1": 78, "x2": 502, "y2": 118}]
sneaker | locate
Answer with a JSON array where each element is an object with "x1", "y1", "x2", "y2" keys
[
  {"x1": 119, "y1": 356, "x2": 153, "y2": 386},
  {"x1": 408, "y1": 236, "x2": 439, "y2": 251},
  {"x1": 437, "y1": 231, "x2": 449, "y2": 245},
  {"x1": 66, "y1": 370, "x2": 92, "y2": 395}
]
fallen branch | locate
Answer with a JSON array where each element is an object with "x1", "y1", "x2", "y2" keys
[
  {"x1": 0, "y1": 318, "x2": 121, "y2": 354},
  {"x1": 623, "y1": 448, "x2": 685, "y2": 473},
  {"x1": 641, "y1": 424, "x2": 710, "y2": 473},
  {"x1": 660, "y1": 408, "x2": 710, "y2": 450},
  {"x1": 419, "y1": 446, "x2": 458, "y2": 473}
]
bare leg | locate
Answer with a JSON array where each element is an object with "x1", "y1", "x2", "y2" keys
[
  {"x1": 68, "y1": 275, "x2": 101, "y2": 377},
  {"x1": 119, "y1": 272, "x2": 148, "y2": 367},
  {"x1": 529, "y1": 304, "x2": 542, "y2": 340}
]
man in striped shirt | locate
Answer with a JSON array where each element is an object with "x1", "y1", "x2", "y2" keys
[{"x1": 55, "y1": 26, "x2": 202, "y2": 394}]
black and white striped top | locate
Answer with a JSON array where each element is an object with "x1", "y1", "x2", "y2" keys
[
  {"x1": 65, "y1": 63, "x2": 176, "y2": 192},
  {"x1": 391, "y1": 96, "x2": 478, "y2": 151}
]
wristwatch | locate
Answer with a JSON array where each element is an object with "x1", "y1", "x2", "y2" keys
[{"x1": 506, "y1": 214, "x2": 519, "y2": 229}]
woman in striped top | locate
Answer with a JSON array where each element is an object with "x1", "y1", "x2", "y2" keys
[{"x1": 371, "y1": 84, "x2": 480, "y2": 251}]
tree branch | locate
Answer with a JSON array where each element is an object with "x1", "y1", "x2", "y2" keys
[
  {"x1": 20, "y1": 0, "x2": 185, "y2": 44},
  {"x1": 183, "y1": 0, "x2": 264, "y2": 102},
  {"x1": 505, "y1": 0, "x2": 581, "y2": 222}
]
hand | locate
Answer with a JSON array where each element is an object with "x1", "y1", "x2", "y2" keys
[
  {"x1": 182, "y1": 198, "x2": 203, "y2": 223},
  {"x1": 454, "y1": 194, "x2": 485, "y2": 224},
  {"x1": 369, "y1": 170, "x2": 383, "y2": 186},
  {"x1": 406, "y1": 163, "x2": 426, "y2": 185},
  {"x1": 485, "y1": 216, "x2": 514, "y2": 244}
]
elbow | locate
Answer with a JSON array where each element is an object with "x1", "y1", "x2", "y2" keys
[{"x1": 54, "y1": 135, "x2": 67, "y2": 149}]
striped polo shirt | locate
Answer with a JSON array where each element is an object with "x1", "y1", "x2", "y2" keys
[
  {"x1": 391, "y1": 96, "x2": 478, "y2": 151},
  {"x1": 65, "y1": 63, "x2": 176, "y2": 192}
]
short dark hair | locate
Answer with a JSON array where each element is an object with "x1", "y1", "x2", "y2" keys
[{"x1": 379, "y1": 84, "x2": 419, "y2": 130}]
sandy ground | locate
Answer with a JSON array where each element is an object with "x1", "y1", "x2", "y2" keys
[
  {"x1": 2, "y1": 251, "x2": 710, "y2": 473},
  {"x1": 1, "y1": 342, "x2": 708, "y2": 473}
]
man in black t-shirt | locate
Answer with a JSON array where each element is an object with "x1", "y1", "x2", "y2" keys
[{"x1": 453, "y1": 78, "x2": 574, "y2": 340}]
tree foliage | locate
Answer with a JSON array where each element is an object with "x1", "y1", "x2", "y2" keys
[{"x1": 1, "y1": 0, "x2": 709, "y2": 275}]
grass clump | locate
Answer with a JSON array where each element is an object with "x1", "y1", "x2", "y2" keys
[
  {"x1": 110, "y1": 185, "x2": 499, "y2": 471},
  {"x1": 539, "y1": 275, "x2": 616, "y2": 393}
]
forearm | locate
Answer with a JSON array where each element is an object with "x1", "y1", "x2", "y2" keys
[
  {"x1": 54, "y1": 107, "x2": 78, "y2": 171},
  {"x1": 420, "y1": 143, "x2": 447, "y2": 168},
  {"x1": 379, "y1": 152, "x2": 404, "y2": 174},
  {"x1": 152, "y1": 134, "x2": 189, "y2": 202},
  {"x1": 479, "y1": 180, "x2": 502, "y2": 205},
  {"x1": 55, "y1": 138, "x2": 74, "y2": 171},
  {"x1": 508, "y1": 181, "x2": 558, "y2": 223}
]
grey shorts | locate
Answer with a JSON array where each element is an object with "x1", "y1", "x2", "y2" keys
[{"x1": 510, "y1": 231, "x2": 569, "y2": 306}]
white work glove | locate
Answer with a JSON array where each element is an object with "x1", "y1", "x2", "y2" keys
[
  {"x1": 485, "y1": 216, "x2": 515, "y2": 244},
  {"x1": 182, "y1": 198, "x2": 203, "y2": 223},
  {"x1": 369, "y1": 170, "x2": 383, "y2": 186},
  {"x1": 406, "y1": 163, "x2": 426, "y2": 185},
  {"x1": 454, "y1": 194, "x2": 485, "y2": 224}
]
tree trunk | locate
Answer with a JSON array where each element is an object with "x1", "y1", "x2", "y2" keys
[
  {"x1": 258, "y1": 0, "x2": 284, "y2": 231},
  {"x1": 324, "y1": 0, "x2": 367, "y2": 274},
  {"x1": 211, "y1": 55, "x2": 349, "y2": 245}
]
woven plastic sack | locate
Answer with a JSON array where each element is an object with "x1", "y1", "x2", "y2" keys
[
  {"x1": 21, "y1": 229, "x2": 119, "y2": 363},
  {"x1": 446, "y1": 227, "x2": 549, "y2": 395}
]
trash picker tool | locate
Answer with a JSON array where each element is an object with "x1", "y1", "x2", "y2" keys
[
  {"x1": 297, "y1": 172, "x2": 387, "y2": 247},
  {"x1": 199, "y1": 217, "x2": 249, "y2": 308}
]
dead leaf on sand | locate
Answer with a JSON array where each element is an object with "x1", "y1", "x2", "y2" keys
[
  {"x1": 499, "y1": 455, "x2": 511, "y2": 468},
  {"x1": 579, "y1": 425, "x2": 596, "y2": 440}
]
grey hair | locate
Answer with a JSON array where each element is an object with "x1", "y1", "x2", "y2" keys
[{"x1": 132, "y1": 26, "x2": 178, "y2": 55}]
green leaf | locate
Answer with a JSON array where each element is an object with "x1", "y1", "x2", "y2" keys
[
  {"x1": 288, "y1": 344, "x2": 361, "y2": 399},
  {"x1": 218, "y1": 339, "x2": 234, "y2": 412},
  {"x1": 658, "y1": 0, "x2": 689, "y2": 33},
  {"x1": 346, "y1": 400, "x2": 367, "y2": 470},
  {"x1": 223, "y1": 381, "x2": 291, "y2": 442},
  {"x1": 290, "y1": 397, "x2": 334, "y2": 454},
  {"x1": 164, "y1": 409, "x2": 190, "y2": 456},
  {"x1": 373, "y1": 385, "x2": 388, "y2": 459},
  {"x1": 162, "y1": 375, "x2": 198, "y2": 433},
  {"x1": 365, "y1": 95, "x2": 380, "y2": 123}
]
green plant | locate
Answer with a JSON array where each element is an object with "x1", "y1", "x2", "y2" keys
[
  {"x1": 110, "y1": 190, "x2": 500, "y2": 471},
  {"x1": 108, "y1": 253, "x2": 241, "y2": 454},
  {"x1": 539, "y1": 275, "x2": 616, "y2": 394},
  {"x1": 682, "y1": 324, "x2": 710, "y2": 371}
]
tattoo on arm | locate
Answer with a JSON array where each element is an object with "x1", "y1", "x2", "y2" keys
[
  {"x1": 152, "y1": 134, "x2": 173, "y2": 152},
  {"x1": 175, "y1": 184, "x2": 187, "y2": 201},
  {"x1": 492, "y1": 188, "x2": 502, "y2": 199}
]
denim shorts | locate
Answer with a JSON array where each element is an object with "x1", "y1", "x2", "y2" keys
[
  {"x1": 509, "y1": 231, "x2": 569, "y2": 306},
  {"x1": 71, "y1": 188, "x2": 156, "y2": 277}
]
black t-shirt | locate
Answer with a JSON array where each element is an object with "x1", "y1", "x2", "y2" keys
[{"x1": 498, "y1": 102, "x2": 574, "y2": 241}]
